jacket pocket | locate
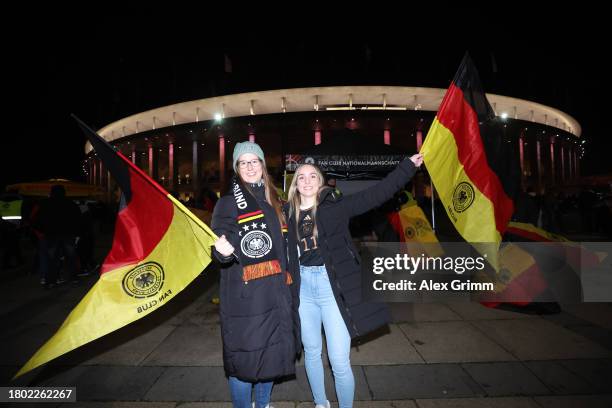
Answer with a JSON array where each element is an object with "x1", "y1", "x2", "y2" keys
[
  {"x1": 227, "y1": 309, "x2": 277, "y2": 352},
  {"x1": 240, "y1": 276, "x2": 267, "y2": 299}
]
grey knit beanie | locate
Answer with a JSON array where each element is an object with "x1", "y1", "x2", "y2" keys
[{"x1": 232, "y1": 141, "x2": 265, "y2": 171}]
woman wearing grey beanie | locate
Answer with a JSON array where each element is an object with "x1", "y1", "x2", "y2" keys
[{"x1": 211, "y1": 141, "x2": 299, "y2": 408}]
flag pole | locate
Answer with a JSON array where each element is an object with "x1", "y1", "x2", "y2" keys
[
  {"x1": 422, "y1": 151, "x2": 436, "y2": 233},
  {"x1": 283, "y1": 169, "x2": 287, "y2": 192},
  {"x1": 430, "y1": 179, "x2": 436, "y2": 232}
]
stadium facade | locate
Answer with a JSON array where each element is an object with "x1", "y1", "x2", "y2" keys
[{"x1": 85, "y1": 86, "x2": 581, "y2": 199}]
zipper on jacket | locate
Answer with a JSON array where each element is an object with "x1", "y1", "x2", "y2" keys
[
  {"x1": 325, "y1": 238, "x2": 360, "y2": 338},
  {"x1": 345, "y1": 236, "x2": 361, "y2": 264},
  {"x1": 318, "y1": 209, "x2": 361, "y2": 338}
]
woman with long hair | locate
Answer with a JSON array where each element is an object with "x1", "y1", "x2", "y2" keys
[
  {"x1": 285, "y1": 154, "x2": 423, "y2": 408},
  {"x1": 212, "y1": 141, "x2": 299, "y2": 408}
]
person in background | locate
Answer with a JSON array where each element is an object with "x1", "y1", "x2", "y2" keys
[
  {"x1": 33, "y1": 185, "x2": 82, "y2": 287},
  {"x1": 0, "y1": 190, "x2": 25, "y2": 270}
]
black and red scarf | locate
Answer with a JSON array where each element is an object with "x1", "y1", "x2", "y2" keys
[{"x1": 231, "y1": 177, "x2": 291, "y2": 283}]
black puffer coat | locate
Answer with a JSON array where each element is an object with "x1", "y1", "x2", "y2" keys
[
  {"x1": 211, "y1": 185, "x2": 299, "y2": 382},
  {"x1": 286, "y1": 159, "x2": 417, "y2": 339}
]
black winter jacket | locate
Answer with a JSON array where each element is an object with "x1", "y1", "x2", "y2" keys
[
  {"x1": 285, "y1": 159, "x2": 417, "y2": 339},
  {"x1": 211, "y1": 184, "x2": 299, "y2": 382},
  {"x1": 35, "y1": 197, "x2": 82, "y2": 238}
]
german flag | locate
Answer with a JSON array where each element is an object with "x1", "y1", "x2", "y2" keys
[
  {"x1": 506, "y1": 221, "x2": 569, "y2": 243},
  {"x1": 506, "y1": 221, "x2": 606, "y2": 271},
  {"x1": 15, "y1": 116, "x2": 217, "y2": 378},
  {"x1": 420, "y1": 54, "x2": 514, "y2": 249},
  {"x1": 478, "y1": 243, "x2": 548, "y2": 307},
  {"x1": 481, "y1": 222, "x2": 607, "y2": 309},
  {"x1": 387, "y1": 197, "x2": 444, "y2": 257}
]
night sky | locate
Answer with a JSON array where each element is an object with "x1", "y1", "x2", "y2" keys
[{"x1": 3, "y1": 12, "x2": 608, "y2": 191}]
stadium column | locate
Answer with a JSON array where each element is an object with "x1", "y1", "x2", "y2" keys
[
  {"x1": 572, "y1": 146, "x2": 577, "y2": 180},
  {"x1": 192, "y1": 138, "x2": 198, "y2": 191},
  {"x1": 249, "y1": 130, "x2": 255, "y2": 143},
  {"x1": 384, "y1": 129, "x2": 391, "y2": 145},
  {"x1": 219, "y1": 132, "x2": 226, "y2": 190},
  {"x1": 99, "y1": 160, "x2": 104, "y2": 187},
  {"x1": 572, "y1": 145, "x2": 576, "y2": 181},
  {"x1": 568, "y1": 147, "x2": 571, "y2": 180},
  {"x1": 575, "y1": 148, "x2": 580, "y2": 179},
  {"x1": 561, "y1": 144, "x2": 565, "y2": 183},
  {"x1": 536, "y1": 138, "x2": 542, "y2": 193},
  {"x1": 572, "y1": 146, "x2": 578, "y2": 180},
  {"x1": 314, "y1": 129, "x2": 321, "y2": 145},
  {"x1": 574, "y1": 146, "x2": 577, "y2": 180},
  {"x1": 168, "y1": 141, "x2": 174, "y2": 190},
  {"x1": 148, "y1": 143, "x2": 154, "y2": 179},
  {"x1": 107, "y1": 169, "x2": 111, "y2": 194},
  {"x1": 519, "y1": 134, "x2": 525, "y2": 181},
  {"x1": 549, "y1": 136, "x2": 556, "y2": 186},
  {"x1": 416, "y1": 129, "x2": 423, "y2": 151},
  {"x1": 572, "y1": 146, "x2": 576, "y2": 180},
  {"x1": 89, "y1": 159, "x2": 93, "y2": 185},
  {"x1": 92, "y1": 159, "x2": 97, "y2": 186},
  {"x1": 131, "y1": 144, "x2": 136, "y2": 164}
]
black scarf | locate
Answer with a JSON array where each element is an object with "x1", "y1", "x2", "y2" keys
[{"x1": 231, "y1": 177, "x2": 290, "y2": 283}]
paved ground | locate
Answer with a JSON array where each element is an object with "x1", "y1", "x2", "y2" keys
[{"x1": 1, "y1": 237, "x2": 612, "y2": 407}]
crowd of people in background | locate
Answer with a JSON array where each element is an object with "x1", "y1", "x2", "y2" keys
[
  {"x1": 343, "y1": 179, "x2": 612, "y2": 243},
  {"x1": 0, "y1": 182, "x2": 222, "y2": 285},
  {"x1": 0, "y1": 185, "x2": 107, "y2": 287},
  {"x1": 2, "y1": 177, "x2": 612, "y2": 287},
  {"x1": 512, "y1": 185, "x2": 612, "y2": 237}
]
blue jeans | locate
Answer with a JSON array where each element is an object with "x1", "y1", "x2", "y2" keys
[
  {"x1": 228, "y1": 376, "x2": 273, "y2": 408},
  {"x1": 299, "y1": 265, "x2": 354, "y2": 408},
  {"x1": 45, "y1": 236, "x2": 79, "y2": 283},
  {"x1": 37, "y1": 237, "x2": 49, "y2": 281}
]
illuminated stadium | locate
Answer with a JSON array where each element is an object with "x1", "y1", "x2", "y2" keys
[{"x1": 85, "y1": 86, "x2": 582, "y2": 199}]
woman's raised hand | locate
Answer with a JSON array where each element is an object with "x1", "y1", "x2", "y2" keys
[
  {"x1": 410, "y1": 153, "x2": 424, "y2": 167},
  {"x1": 214, "y1": 234, "x2": 235, "y2": 257}
]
